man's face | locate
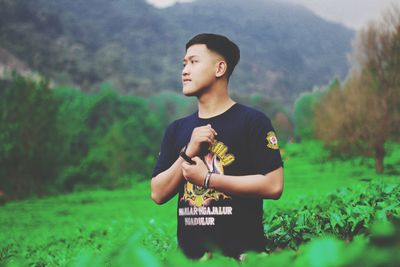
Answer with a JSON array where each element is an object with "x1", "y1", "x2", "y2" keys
[{"x1": 182, "y1": 44, "x2": 221, "y2": 96}]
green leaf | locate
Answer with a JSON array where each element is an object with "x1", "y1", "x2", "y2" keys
[{"x1": 330, "y1": 212, "x2": 344, "y2": 228}]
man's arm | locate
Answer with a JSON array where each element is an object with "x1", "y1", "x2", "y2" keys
[
  {"x1": 181, "y1": 157, "x2": 284, "y2": 199},
  {"x1": 151, "y1": 157, "x2": 186, "y2": 204},
  {"x1": 210, "y1": 167, "x2": 284, "y2": 199},
  {"x1": 151, "y1": 124, "x2": 218, "y2": 204}
]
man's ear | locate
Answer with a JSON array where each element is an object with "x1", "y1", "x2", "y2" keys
[{"x1": 215, "y1": 60, "x2": 227, "y2": 78}]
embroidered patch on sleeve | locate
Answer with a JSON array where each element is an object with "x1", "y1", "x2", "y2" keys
[{"x1": 266, "y1": 131, "x2": 279, "y2": 150}]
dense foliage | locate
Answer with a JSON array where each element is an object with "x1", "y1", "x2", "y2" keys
[
  {"x1": 313, "y1": 6, "x2": 400, "y2": 173},
  {"x1": 0, "y1": 75, "x2": 291, "y2": 199},
  {"x1": 292, "y1": 79, "x2": 340, "y2": 141},
  {"x1": 0, "y1": 76, "x2": 60, "y2": 197},
  {"x1": 0, "y1": 175, "x2": 399, "y2": 266},
  {"x1": 0, "y1": 75, "x2": 172, "y2": 198},
  {"x1": 54, "y1": 87, "x2": 166, "y2": 191},
  {"x1": 264, "y1": 182, "x2": 400, "y2": 251}
]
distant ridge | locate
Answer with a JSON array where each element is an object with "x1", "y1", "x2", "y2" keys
[{"x1": 0, "y1": 0, "x2": 354, "y2": 104}]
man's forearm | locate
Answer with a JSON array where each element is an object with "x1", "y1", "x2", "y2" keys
[
  {"x1": 208, "y1": 167, "x2": 284, "y2": 199},
  {"x1": 151, "y1": 157, "x2": 186, "y2": 204}
]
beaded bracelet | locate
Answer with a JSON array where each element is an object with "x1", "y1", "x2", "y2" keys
[{"x1": 203, "y1": 171, "x2": 212, "y2": 189}]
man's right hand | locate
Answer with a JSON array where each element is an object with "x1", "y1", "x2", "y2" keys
[{"x1": 186, "y1": 124, "x2": 218, "y2": 157}]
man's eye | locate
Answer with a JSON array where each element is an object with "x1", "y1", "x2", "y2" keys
[{"x1": 191, "y1": 60, "x2": 197, "y2": 64}]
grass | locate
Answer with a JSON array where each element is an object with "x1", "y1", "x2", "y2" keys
[
  {"x1": 0, "y1": 141, "x2": 399, "y2": 266},
  {"x1": 268, "y1": 141, "x2": 400, "y2": 210},
  {"x1": 0, "y1": 182, "x2": 178, "y2": 265}
]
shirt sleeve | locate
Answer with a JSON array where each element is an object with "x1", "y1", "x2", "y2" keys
[
  {"x1": 248, "y1": 114, "x2": 283, "y2": 175},
  {"x1": 151, "y1": 122, "x2": 179, "y2": 178}
]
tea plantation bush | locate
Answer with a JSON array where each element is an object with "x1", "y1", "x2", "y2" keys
[
  {"x1": 1, "y1": 181, "x2": 399, "y2": 267},
  {"x1": 264, "y1": 182, "x2": 400, "y2": 251}
]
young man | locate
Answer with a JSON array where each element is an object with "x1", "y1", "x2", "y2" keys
[{"x1": 151, "y1": 33, "x2": 284, "y2": 259}]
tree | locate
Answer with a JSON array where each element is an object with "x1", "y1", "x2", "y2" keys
[
  {"x1": 56, "y1": 88, "x2": 166, "y2": 190},
  {"x1": 0, "y1": 75, "x2": 61, "y2": 198},
  {"x1": 292, "y1": 79, "x2": 338, "y2": 141},
  {"x1": 315, "y1": 5, "x2": 400, "y2": 173}
]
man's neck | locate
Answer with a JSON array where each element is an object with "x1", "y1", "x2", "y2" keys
[{"x1": 197, "y1": 83, "x2": 235, "y2": 119}]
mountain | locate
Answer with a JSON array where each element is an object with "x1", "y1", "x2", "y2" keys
[
  {"x1": 164, "y1": 0, "x2": 354, "y2": 102},
  {"x1": 0, "y1": 0, "x2": 354, "y2": 104}
]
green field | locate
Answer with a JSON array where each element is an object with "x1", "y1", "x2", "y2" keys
[{"x1": 1, "y1": 141, "x2": 399, "y2": 266}]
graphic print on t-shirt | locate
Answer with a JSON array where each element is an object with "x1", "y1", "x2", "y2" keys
[
  {"x1": 180, "y1": 140, "x2": 233, "y2": 211},
  {"x1": 266, "y1": 131, "x2": 279, "y2": 150}
]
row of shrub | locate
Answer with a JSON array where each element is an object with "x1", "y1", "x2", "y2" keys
[
  {"x1": 263, "y1": 181, "x2": 400, "y2": 251},
  {"x1": 64, "y1": 182, "x2": 400, "y2": 267},
  {"x1": 0, "y1": 75, "x2": 192, "y2": 199},
  {"x1": 1, "y1": 179, "x2": 398, "y2": 266},
  {"x1": 143, "y1": 182, "x2": 400, "y2": 266}
]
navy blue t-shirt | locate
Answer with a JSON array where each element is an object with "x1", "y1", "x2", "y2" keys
[{"x1": 152, "y1": 103, "x2": 283, "y2": 258}]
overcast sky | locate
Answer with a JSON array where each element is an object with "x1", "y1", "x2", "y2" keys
[{"x1": 146, "y1": 0, "x2": 398, "y2": 30}]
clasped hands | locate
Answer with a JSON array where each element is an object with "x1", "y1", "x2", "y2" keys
[{"x1": 181, "y1": 124, "x2": 217, "y2": 187}]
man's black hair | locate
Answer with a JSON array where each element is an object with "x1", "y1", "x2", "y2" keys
[{"x1": 186, "y1": 33, "x2": 240, "y2": 78}]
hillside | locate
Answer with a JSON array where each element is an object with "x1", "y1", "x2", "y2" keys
[
  {"x1": 0, "y1": 47, "x2": 32, "y2": 78},
  {"x1": 164, "y1": 0, "x2": 354, "y2": 102},
  {"x1": 0, "y1": 0, "x2": 354, "y2": 104}
]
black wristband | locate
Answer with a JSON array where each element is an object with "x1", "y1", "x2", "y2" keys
[
  {"x1": 180, "y1": 151, "x2": 195, "y2": 164},
  {"x1": 180, "y1": 144, "x2": 195, "y2": 164}
]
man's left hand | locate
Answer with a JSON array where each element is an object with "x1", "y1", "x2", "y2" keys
[{"x1": 181, "y1": 157, "x2": 208, "y2": 187}]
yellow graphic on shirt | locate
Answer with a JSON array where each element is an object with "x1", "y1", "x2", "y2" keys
[
  {"x1": 209, "y1": 141, "x2": 235, "y2": 166},
  {"x1": 181, "y1": 140, "x2": 233, "y2": 207},
  {"x1": 266, "y1": 131, "x2": 279, "y2": 150}
]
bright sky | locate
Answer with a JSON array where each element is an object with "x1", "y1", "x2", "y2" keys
[{"x1": 146, "y1": 0, "x2": 398, "y2": 30}]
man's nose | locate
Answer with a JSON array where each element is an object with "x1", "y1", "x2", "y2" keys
[{"x1": 182, "y1": 65, "x2": 189, "y2": 75}]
